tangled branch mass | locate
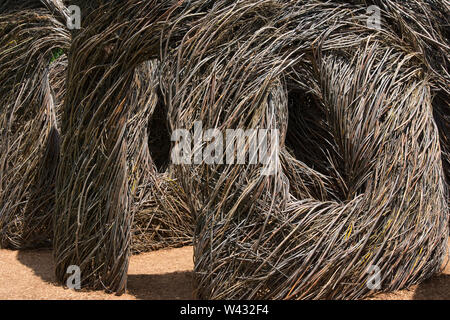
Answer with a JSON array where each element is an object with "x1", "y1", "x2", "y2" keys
[{"x1": 0, "y1": 0, "x2": 448, "y2": 300}]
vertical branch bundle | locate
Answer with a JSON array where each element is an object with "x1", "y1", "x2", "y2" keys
[
  {"x1": 0, "y1": 3, "x2": 70, "y2": 249},
  {"x1": 1, "y1": 0, "x2": 447, "y2": 300},
  {"x1": 127, "y1": 60, "x2": 193, "y2": 253},
  {"x1": 53, "y1": 0, "x2": 193, "y2": 293},
  {"x1": 157, "y1": 0, "x2": 449, "y2": 299}
]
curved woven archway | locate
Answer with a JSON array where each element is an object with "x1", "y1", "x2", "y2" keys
[
  {"x1": 0, "y1": 2, "x2": 70, "y2": 249},
  {"x1": 52, "y1": 0, "x2": 195, "y2": 293},
  {"x1": 157, "y1": 0, "x2": 449, "y2": 299},
  {"x1": 0, "y1": 0, "x2": 194, "y2": 284},
  {"x1": 22, "y1": 0, "x2": 447, "y2": 298}
]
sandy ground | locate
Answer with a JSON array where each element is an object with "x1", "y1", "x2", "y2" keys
[
  {"x1": 0, "y1": 241, "x2": 448, "y2": 300},
  {"x1": 0, "y1": 246, "x2": 194, "y2": 300}
]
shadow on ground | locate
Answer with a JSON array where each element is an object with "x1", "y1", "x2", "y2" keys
[
  {"x1": 127, "y1": 272, "x2": 194, "y2": 300},
  {"x1": 14, "y1": 247, "x2": 448, "y2": 300},
  {"x1": 17, "y1": 249, "x2": 55, "y2": 284},
  {"x1": 16, "y1": 249, "x2": 194, "y2": 299},
  {"x1": 413, "y1": 274, "x2": 450, "y2": 300}
]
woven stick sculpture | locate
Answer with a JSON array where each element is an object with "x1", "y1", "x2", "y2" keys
[
  {"x1": 0, "y1": 2, "x2": 70, "y2": 249},
  {"x1": 52, "y1": 0, "x2": 193, "y2": 293},
  {"x1": 127, "y1": 60, "x2": 193, "y2": 253},
  {"x1": 156, "y1": 0, "x2": 449, "y2": 299},
  {"x1": 0, "y1": 0, "x2": 191, "y2": 254},
  {"x1": 7, "y1": 0, "x2": 446, "y2": 299},
  {"x1": 45, "y1": 57, "x2": 193, "y2": 255}
]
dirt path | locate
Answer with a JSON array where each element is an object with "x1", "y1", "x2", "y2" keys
[
  {"x1": 0, "y1": 241, "x2": 448, "y2": 300},
  {"x1": 0, "y1": 246, "x2": 193, "y2": 300}
]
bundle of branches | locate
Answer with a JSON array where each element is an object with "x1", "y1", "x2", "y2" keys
[
  {"x1": 0, "y1": 0, "x2": 191, "y2": 256},
  {"x1": 50, "y1": 0, "x2": 448, "y2": 298},
  {"x1": 46, "y1": 57, "x2": 193, "y2": 255},
  {"x1": 127, "y1": 60, "x2": 193, "y2": 254},
  {"x1": 0, "y1": 3, "x2": 70, "y2": 249},
  {"x1": 368, "y1": 0, "x2": 450, "y2": 213},
  {"x1": 131, "y1": 171, "x2": 194, "y2": 253},
  {"x1": 52, "y1": 0, "x2": 199, "y2": 293},
  {"x1": 156, "y1": 0, "x2": 449, "y2": 299}
]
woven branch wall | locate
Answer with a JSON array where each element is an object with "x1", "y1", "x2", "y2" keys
[
  {"x1": 0, "y1": 0, "x2": 448, "y2": 299},
  {"x1": 158, "y1": 0, "x2": 449, "y2": 299},
  {"x1": 0, "y1": 4, "x2": 70, "y2": 249},
  {"x1": 0, "y1": 2, "x2": 192, "y2": 258}
]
